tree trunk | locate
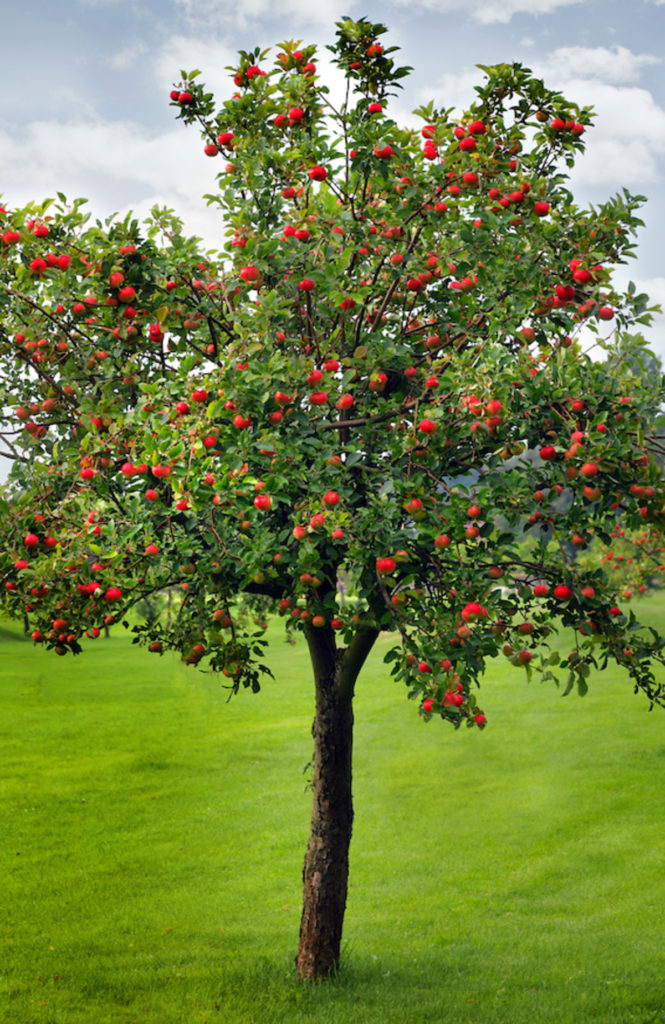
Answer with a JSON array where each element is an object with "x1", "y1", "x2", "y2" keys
[{"x1": 296, "y1": 623, "x2": 378, "y2": 979}]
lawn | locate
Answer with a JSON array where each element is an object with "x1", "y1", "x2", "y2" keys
[{"x1": 1, "y1": 599, "x2": 665, "y2": 1024}]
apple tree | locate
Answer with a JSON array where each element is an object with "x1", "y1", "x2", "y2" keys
[{"x1": 2, "y1": 17, "x2": 665, "y2": 979}]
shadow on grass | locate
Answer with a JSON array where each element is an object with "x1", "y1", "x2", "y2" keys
[{"x1": 0, "y1": 621, "x2": 28, "y2": 643}]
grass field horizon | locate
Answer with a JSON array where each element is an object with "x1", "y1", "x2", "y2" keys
[{"x1": 2, "y1": 600, "x2": 665, "y2": 1023}]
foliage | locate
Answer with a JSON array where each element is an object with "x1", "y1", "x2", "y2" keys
[{"x1": 2, "y1": 16, "x2": 665, "y2": 727}]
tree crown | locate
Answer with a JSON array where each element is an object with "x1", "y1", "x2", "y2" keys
[{"x1": 2, "y1": 17, "x2": 665, "y2": 721}]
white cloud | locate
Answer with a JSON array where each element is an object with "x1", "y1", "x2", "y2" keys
[
  {"x1": 153, "y1": 35, "x2": 238, "y2": 99},
  {"x1": 391, "y1": 0, "x2": 584, "y2": 24},
  {"x1": 0, "y1": 117, "x2": 218, "y2": 232},
  {"x1": 416, "y1": 69, "x2": 479, "y2": 116},
  {"x1": 173, "y1": 0, "x2": 357, "y2": 31},
  {"x1": 538, "y1": 45, "x2": 661, "y2": 85},
  {"x1": 106, "y1": 41, "x2": 148, "y2": 71},
  {"x1": 538, "y1": 76, "x2": 665, "y2": 190}
]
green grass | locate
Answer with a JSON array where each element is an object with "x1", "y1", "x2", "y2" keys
[{"x1": 2, "y1": 600, "x2": 665, "y2": 1023}]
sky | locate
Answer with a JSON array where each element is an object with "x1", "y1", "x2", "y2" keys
[{"x1": 2, "y1": 0, "x2": 665, "y2": 354}]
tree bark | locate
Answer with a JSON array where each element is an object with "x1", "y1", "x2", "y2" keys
[{"x1": 295, "y1": 623, "x2": 378, "y2": 979}]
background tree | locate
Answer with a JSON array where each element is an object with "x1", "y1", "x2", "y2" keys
[{"x1": 2, "y1": 17, "x2": 665, "y2": 979}]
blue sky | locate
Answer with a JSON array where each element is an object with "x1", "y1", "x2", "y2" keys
[{"x1": 2, "y1": 0, "x2": 665, "y2": 351}]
